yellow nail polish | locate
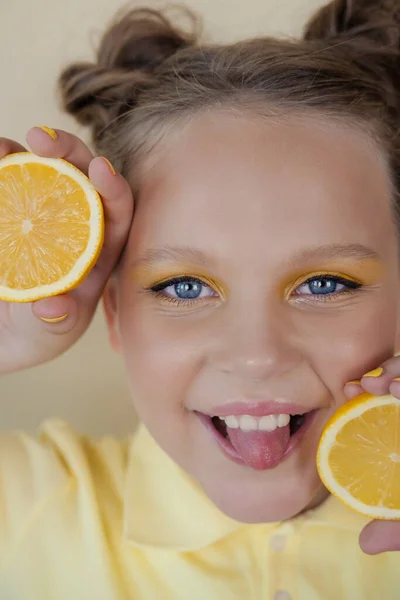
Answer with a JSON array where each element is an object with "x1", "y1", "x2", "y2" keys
[
  {"x1": 40, "y1": 313, "x2": 68, "y2": 323},
  {"x1": 38, "y1": 126, "x2": 57, "y2": 140},
  {"x1": 102, "y1": 157, "x2": 116, "y2": 175},
  {"x1": 363, "y1": 367, "x2": 384, "y2": 378}
]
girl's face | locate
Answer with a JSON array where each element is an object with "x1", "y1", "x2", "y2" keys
[{"x1": 104, "y1": 112, "x2": 400, "y2": 523}]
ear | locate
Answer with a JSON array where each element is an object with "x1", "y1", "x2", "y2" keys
[{"x1": 102, "y1": 277, "x2": 123, "y2": 354}]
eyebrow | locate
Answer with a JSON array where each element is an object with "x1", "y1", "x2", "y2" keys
[
  {"x1": 131, "y1": 243, "x2": 381, "y2": 269},
  {"x1": 292, "y1": 243, "x2": 381, "y2": 263},
  {"x1": 131, "y1": 246, "x2": 211, "y2": 269}
]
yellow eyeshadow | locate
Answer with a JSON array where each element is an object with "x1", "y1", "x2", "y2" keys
[
  {"x1": 283, "y1": 259, "x2": 384, "y2": 298},
  {"x1": 284, "y1": 271, "x2": 361, "y2": 298},
  {"x1": 132, "y1": 265, "x2": 228, "y2": 299},
  {"x1": 131, "y1": 258, "x2": 383, "y2": 300}
]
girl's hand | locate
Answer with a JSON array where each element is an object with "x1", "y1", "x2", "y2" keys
[
  {"x1": 0, "y1": 128, "x2": 133, "y2": 374},
  {"x1": 344, "y1": 357, "x2": 400, "y2": 554}
]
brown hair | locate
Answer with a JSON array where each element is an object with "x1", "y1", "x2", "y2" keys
[{"x1": 59, "y1": 1, "x2": 400, "y2": 199}]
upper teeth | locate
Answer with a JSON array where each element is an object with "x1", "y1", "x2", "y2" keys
[{"x1": 221, "y1": 413, "x2": 291, "y2": 432}]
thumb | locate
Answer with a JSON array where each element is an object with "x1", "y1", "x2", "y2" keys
[
  {"x1": 0, "y1": 294, "x2": 81, "y2": 374},
  {"x1": 359, "y1": 520, "x2": 400, "y2": 554},
  {"x1": 30, "y1": 295, "x2": 79, "y2": 332}
]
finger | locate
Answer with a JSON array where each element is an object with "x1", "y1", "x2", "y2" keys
[
  {"x1": 1, "y1": 293, "x2": 93, "y2": 374},
  {"x1": 78, "y1": 157, "x2": 134, "y2": 294},
  {"x1": 343, "y1": 380, "x2": 362, "y2": 400},
  {"x1": 8, "y1": 295, "x2": 78, "y2": 336},
  {"x1": 31, "y1": 295, "x2": 79, "y2": 335},
  {"x1": 389, "y1": 378, "x2": 400, "y2": 398},
  {"x1": 0, "y1": 138, "x2": 27, "y2": 158},
  {"x1": 359, "y1": 520, "x2": 400, "y2": 554},
  {"x1": 359, "y1": 357, "x2": 400, "y2": 396},
  {"x1": 26, "y1": 127, "x2": 94, "y2": 174}
]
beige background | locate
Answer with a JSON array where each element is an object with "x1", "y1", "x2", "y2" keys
[{"x1": 0, "y1": 0, "x2": 325, "y2": 436}]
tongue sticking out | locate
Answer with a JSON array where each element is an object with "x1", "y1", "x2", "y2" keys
[{"x1": 227, "y1": 424, "x2": 291, "y2": 470}]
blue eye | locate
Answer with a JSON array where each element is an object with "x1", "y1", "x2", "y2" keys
[
  {"x1": 295, "y1": 276, "x2": 361, "y2": 297},
  {"x1": 150, "y1": 276, "x2": 216, "y2": 302},
  {"x1": 173, "y1": 280, "x2": 202, "y2": 299}
]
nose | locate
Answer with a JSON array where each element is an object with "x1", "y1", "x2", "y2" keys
[{"x1": 210, "y1": 301, "x2": 303, "y2": 383}]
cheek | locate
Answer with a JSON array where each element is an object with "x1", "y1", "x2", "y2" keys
[
  {"x1": 302, "y1": 294, "x2": 399, "y2": 399},
  {"x1": 118, "y1": 301, "x2": 205, "y2": 419}
]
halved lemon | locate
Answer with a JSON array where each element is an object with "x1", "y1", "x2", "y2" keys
[
  {"x1": 317, "y1": 393, "x2": 400, "y2": 520},
  {"x1": 0, "y1": 152, "x2": 104, "y2": 302}
]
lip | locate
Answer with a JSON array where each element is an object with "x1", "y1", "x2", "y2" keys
[
  {"x1": 197, "y1": 409, "x2": 317, "y2": 470},
  {"x1": 206, "y1": 400, "x2": 313, "y2": 417}
]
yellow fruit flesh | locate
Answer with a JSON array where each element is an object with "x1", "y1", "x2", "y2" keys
[
  {"x1": 326, "y1": 403, "x2": 400, "y2": 510},
  {"x1": 0, "y1": 163, "x2": 91, "y2": 290}
]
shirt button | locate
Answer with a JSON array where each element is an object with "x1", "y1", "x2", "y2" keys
[
  {"x1": 274, "y1": 591, "x2": 292, "y2": 600},
  {"x1": 269, "y1": 534, "x2": 287, "y2": 551}
]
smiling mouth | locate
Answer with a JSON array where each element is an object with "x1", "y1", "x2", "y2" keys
[{"x1": 197, "y1": 410, "x2": 314, "y2": 470}]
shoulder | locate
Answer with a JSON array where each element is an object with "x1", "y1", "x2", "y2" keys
[
  {"x1": 0, "y1": 418, "x2": 131, "y2": 489},
  {"x1": 0, "y1": 420, "x2": 131, "y2": 562},
  {"x1": 0, "y1": 420, "x2": 68, "y2": 506},
  {"x1": 37, "y1": 418, "x2": 132, "y2": 487}
]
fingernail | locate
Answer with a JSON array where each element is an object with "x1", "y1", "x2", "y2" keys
[
  {"x1": 101, "y1": 157, "x2": 116, "y2": 175},
  {"x1": 346, "y1": 380, "x2": 361, "y2": 386},
  {"x1": 40, "y1": 313, "x2": 68, "y2": 323},
  {"x1": 38, "y1": 126, "x2": 57, "y2": 140},
  {"x1": 363, "y1": 367, "x2": 384, "y2": 378},
  {"x1": 392, "y1": 377, "x2": 400, "y2": 382}
]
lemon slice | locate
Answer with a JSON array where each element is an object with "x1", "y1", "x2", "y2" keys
[
  {"x1": 0, "y1": 152, "x2": 104, "y2": 302},
  {"x1": 317, "y1": 392, "x2": 400, "y2": 520}
]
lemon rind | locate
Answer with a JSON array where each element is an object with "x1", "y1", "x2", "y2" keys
[
  {"x1": 317, "y1": 394, "x2": 400, "y2": 520},
  {"x1": 0, "y1": 153, "x2": 104, "y2": 302}
]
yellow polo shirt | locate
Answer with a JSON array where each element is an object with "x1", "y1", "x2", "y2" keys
[{"x1": 0, "y1": 419, "x2": 399, "y2": 600}]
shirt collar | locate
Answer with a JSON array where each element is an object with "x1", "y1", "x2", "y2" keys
[
  {"x1": 306, "y1": 492, "x2": 370, "y2": 530},
  {"x1": 123, "y1": 425, "x2": 242, "y2": 552}
]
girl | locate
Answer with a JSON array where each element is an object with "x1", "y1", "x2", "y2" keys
[{"x1": 1, "y1": 0, "x2": 400, "y2": 598}]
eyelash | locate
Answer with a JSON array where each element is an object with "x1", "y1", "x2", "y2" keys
[
  {"x1": 291, "y1": 274, "x2": 362, "y2": 303},
  {"x1": 146, "y1": 274, "x2": 362, "y2": 306},
  {"x1": 147, "y1": 276, "x2": 216, "y2": 306}
]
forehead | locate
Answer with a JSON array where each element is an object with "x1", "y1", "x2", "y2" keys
[{"x1": 132, "y1": 111, "x2": 395, "y2": 260}]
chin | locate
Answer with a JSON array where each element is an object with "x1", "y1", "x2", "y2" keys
[
  {"x1": 185, "y1": 404, "x2": 330, "y2": 522},
  {"x1": 197, "y1": 463, "x2": 325, "y2": 523}
]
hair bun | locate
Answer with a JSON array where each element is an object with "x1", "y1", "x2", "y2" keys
[
  {"x1": 304, "y1": 0, "x2": 400, "y2": 121},
  {"x1": 59, "y1": 62, "x2": 153, "y2": 133},
  {"x1": 59, "y1": 8, "x2": 198, "y2": 142},
  {"x1": 97, "y1": 8, "x2": 197, "y2": 71},
  {"x1": 305, "y1": 0, "x2": 400, "y2": 48}
]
